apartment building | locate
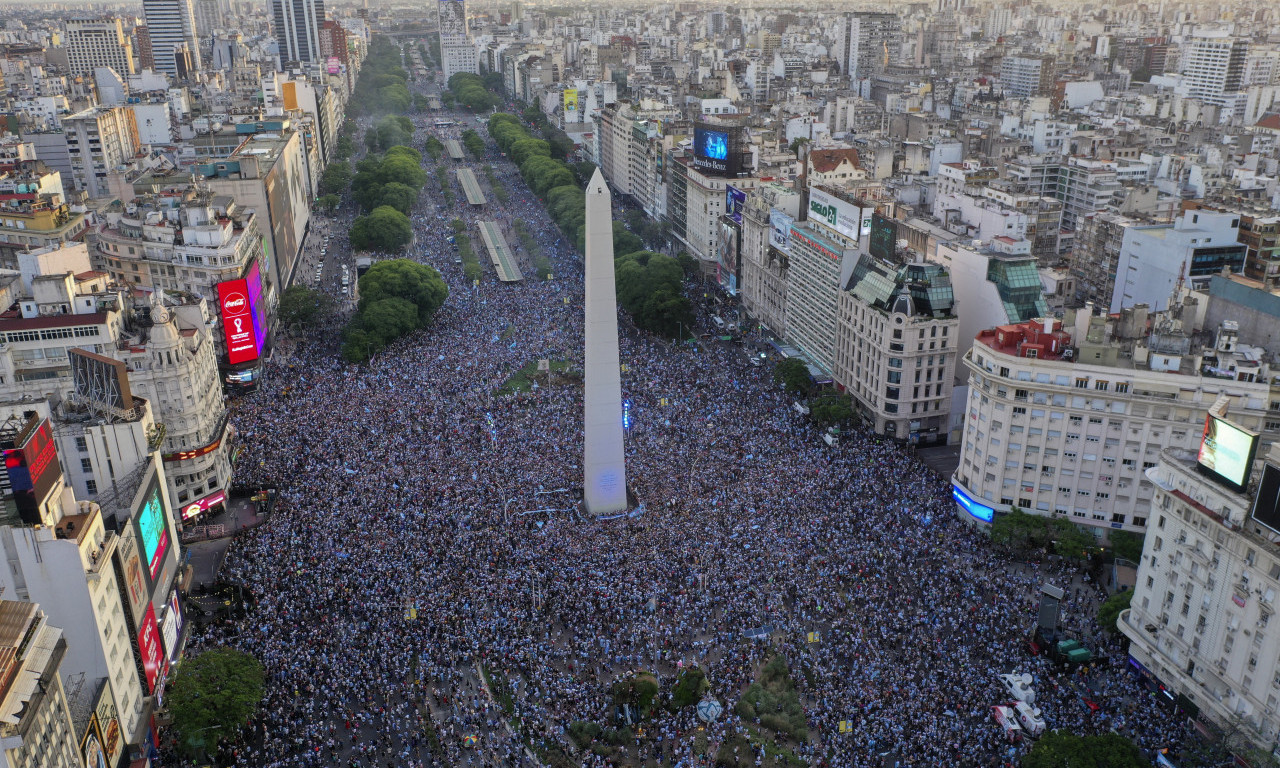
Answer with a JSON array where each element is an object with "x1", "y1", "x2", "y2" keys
[
  {"x1": 62, "y1": 106, "x2": 141, "y2": 200},
  {"x1": 1000, "y1": 54, "x2": 1055, "y2": 99},
  {"x1": 833, "y1": 254, "x2": 958, "y2": 441},
  {"x1": 64, "y1": 18, "x2": 136, "y2": 79},
  {"x1": 739, "y1": 184, "x2": 799, "y2": 337},
  {"x1": 0, "y1": 601, "x2": 81, "y2": 768},
  {"x1": 1120, "y1": 443, "x2": 1280, "y2": 751},
  {"x1": 952, "y1": 309, "x2": 1279, "y2": 534},
  {"x1": 784, "y1": 219, "x2": 856, "y2": 376}
]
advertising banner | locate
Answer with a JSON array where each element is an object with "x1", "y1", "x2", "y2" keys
[
  {"x1": 769, "y1": 210, "x2": 792, "y2": 253},
  {"x1": 138, "y1": 603, "x2": 164, "y2": 694},
  {"x1": 181, "y1": 489, "x2": 227, "y2": 521},
  {"x1": 94, "y1": 684, "x2": 122, "y2": 767},
  {"x1": 725, "y1": 185, "x2": 746, "y2": 224},
  {"x1": 563, "y1": 88, "x2": 578, "y2": 114},
  {"x1": 218, "y1": 277, "x2": 261, "y2": 365},
  {"x1": 161, "y1": 592, "x2": 183, "y2": 661},
  {"x1": 1197, "y1": 415, "x2": 1258, "y2": 489},
  {"x1": 807, "y1": 187, "x2": 864, "y2": 242}
]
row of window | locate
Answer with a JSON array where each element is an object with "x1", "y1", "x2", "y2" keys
[{"x1": 5, "y1": 326, "x2": 99, "y2": 343}]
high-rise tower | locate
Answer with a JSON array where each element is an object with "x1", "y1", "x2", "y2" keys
[
  {"x1": 141, "y1": 0, "x2": 201, "y2": 76},
  {"x1": 582, "y1": 169, "x2": 629, "y2": 515},
  {"x1": 271, "y1": 0, "x2": 326, "y2": 65}
]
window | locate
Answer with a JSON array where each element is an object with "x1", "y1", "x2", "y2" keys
[
  {"x1": 1115, "y1": 382, "x2": 1129, "y2": 394},
  {"x1": 1075, "y1": 378, "x2": 1089, "y2": 389},
  {"x1": 888, "y1": 358, "x2": 902, "y2": 368},
  {"x1": 1095, "y1": 380, "x2": 1109, "y2": 391},
  {"x1": 85, "y1": 479, "x2": 96, "y2": 495},
  {"x1": 74, "y1": 437, "x2": 88, "y2": 452},
  {"x1": 80, "y1": 458, "x2": 92, "y2": 473}
]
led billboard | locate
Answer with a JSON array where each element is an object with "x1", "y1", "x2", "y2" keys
[
  {"x1": 137, "y1": 603, "x2": 164, "y2": 694},
  {"x1": 725, "y1": 185, "x2": 746, "y2": 224},
  {"x1": 869, "y1": 212, "x2": 898, "y2": 261},
  {"x1": 695, "y1": 126, "x2": 728, "y2": 160},
  {"x1": 218, "y1": 277, "x2": 261, "y2": 365},
  {"x1": 1250, "y1": 464, "x2": 1280, "y2": 535},
  {"x1": 134, "y1": 478, "x2": 170, "y2": 581},
  {"x1": 691, "y1": 123, "x2": 741, "y2": 175},
  {"x1": 247, "y1": 261, "x2": 267, "y2": 354},
  {"x1": 769, "y1": 210, "x2": 792, "y2": 253},
  {"x1": 1197, "y1": 415, "x2": 1258, "y2": 491},
  {"x1": 4, "y1": 417, "x2": 63, "y2": 523}
]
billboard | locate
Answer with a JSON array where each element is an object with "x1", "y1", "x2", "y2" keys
[
  {"x1": 134, "y1": 477, "x2": 170, "y2": 582},
  {"x1": 70, "y1": 348, "x2": 134, "y2": 411},
  {"x1": 807, "y1": 187, "x2": 868, "y2": 242},
  {"x1": 769, "y1": 210, "x2": 792, "y2": 253},
  {"x1": 692, "y1": 122, "x2": 741, "y2": 176},
  {"x1": 4, "y1": 416, "x2": 63, "y2": 524},
  {"x1": 247, "y1": 261, "x2": 267, "y2": 355},
  {"x1": 326, "y1": 57, "x2": 341, "y2": 75},
  {"x1": 93, "y1": 684, "x2": 122, "y2": 768},
  {"x1": 869, "y1": 211, "x2": 898, "y2": 261},
  {"x1": 1197, "y1": 415, "x2": 1258, "y2": 491},
  {"x1": 181, "y1": 489, "x2": 227, "y2": 522},
  {"x1": 137, "y1": 603, "x2": 164, "y2": 694},
  {"x1": 437, "y1": 0, "x2": 468, "y2": 38},
  {"x1": 161, "y1": 591, "x2": 183, "y2": 661},
  {"x1": 717, "y1": 222, "x2": 739, "y2": 295},
  {"x1": 218, "y1": 277, "x2": 261, "y2": 365},
  {"x1": 725, "y1": 185, "x2": 746, "y2": 224},
  {"x1": 116, "y1": 530, "x2": 148, "y2": 625},
  {"x1": 563, "y1": 88, "x2": 578, "y2": 114},
  {"x1": 1251, "y1": 464, "x2": 1280, "y2": 535}
]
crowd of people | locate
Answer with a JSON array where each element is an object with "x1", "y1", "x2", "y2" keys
[{"x1": 174, "y1": 101, "x2": 1193, "y2": 768}]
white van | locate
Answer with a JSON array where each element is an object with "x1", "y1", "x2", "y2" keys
[
  {"x1": 998, "y1": 673, "x2": 1036, "y2": 705},
  {"x1": 712, "y1": 316, "x2": 726, "y2": 330},
  {"x1": 1013, "y1": 701, "x2": 1046, "y2": 737},
  {"x1": 990, "y1": 705, "x2": 1023, "y2": 743}
]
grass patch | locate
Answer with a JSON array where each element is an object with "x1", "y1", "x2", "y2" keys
[
  {"x1": 497, "y1": 359, "x2": 573, "y2": 394},
  {"x1": 734, "y1": 653, "x2": 808, "y2": 743},
  {"x1": 484, "y1": 165, "x2": 510, "y2": 203},
  {"x1": 456, "y1": 233, "x2": 484, "y2": 282},
  {"x1": 513, "y1": 221, "x2": 553, "y2": 278},
  {"x1": 481, "y1": 664, "x2": 515, "y2": 716}
]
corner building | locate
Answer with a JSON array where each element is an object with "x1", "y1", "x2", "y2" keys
[{"x1": 953, "y1": 308, "x2": 1278, "y2": 534}]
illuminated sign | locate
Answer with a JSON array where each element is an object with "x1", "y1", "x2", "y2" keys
[
  {"x1": 1197, "y1": 415, "x2": 1258, "y2": 491},
  {"x1": 3, "y1": 417, "x2": 63, "y2": 523},
  {"x1": 161, "y1": 594, "x2": 182, "y2": 661},
  {"x1": 218, "y1": 277, "x2": 261, "y2": 365},
  {"x1": 136, "y1": 483, "x2": 169, "y2": 580},
  {"x1": 137, "y1": 603, "x2": 164, "y2": 693},
  {"x1": 953, "y1": 484, "x2": 995, "y2": 523},
  {"x1": 725, "y1": 185, "x2": 746, "y2": 224},
  {"x1": 769, "y1": 210, "x2": 792, "y2": 253},
  {"x1": 789, "y1": 224, "x2": 841, "y2": 260},
  {"x1": 326, "y1": 57, "x2": 341, "y2": 75},
  {"x1": 247, "y1": 261, "x2": 267, "y2": 355},
  {"x1": 181, "y1": 489, "x2": 227, "y2": 521},
  {"x1": 563, "y1": 88, "x2": 578, "y2": 113}
]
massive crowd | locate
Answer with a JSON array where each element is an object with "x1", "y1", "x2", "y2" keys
[{"x1": 174, "y1": 105, "x2": 1192, "y2": 767}]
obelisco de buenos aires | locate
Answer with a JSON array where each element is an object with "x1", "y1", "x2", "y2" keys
[{"x1": 582, "y1": 169, "x2": 629, "y2": 514}]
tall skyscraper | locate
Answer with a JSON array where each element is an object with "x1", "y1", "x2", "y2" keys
[
  {"x1": 1181, "y1": 29, "x2": 1249, "y2": 118},
  {"x1": 835, "y1": 12, "x2": 902, "y2": 81},
  {"x1": 582, "y1": 169, "x2": 628, "y2": 515},
  {"x1": 141, "y1": 0, "x2": 201, "y2": 76},
  {"x1": 271, "y1": 0, "x2": 326, "y2": 65},
  {"x1": 65, "y1": 18, "x2": 137, "y2": 79},
  {"x1": 439, "y1": 0, "x2": 477, "y2": 82}
]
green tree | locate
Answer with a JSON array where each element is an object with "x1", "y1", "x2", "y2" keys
[
  {"x1": 789, "y1": 137, "x2": 810, "y2": 156},
  {"x1": 277, "y1": 285, "x2": 335, "y2": 328},
  {"x1": 1110, "y1": 530, "x2": 1145, "y2": 563},
  {"x1": 991, "y1": 507, "x2": 1095, "y2": 562},
  {"x1": 357, "y1": 258, "x2": 448, "y2": 325},
  {"x1": 350, "y1": 206, "x2": 413, "y2": 252},
  {"x1": 166, "y1": 647, "x2": 265, "y2": 759},
  {"x1": 461, "y1": 130, "x2": 486, "y2": 158},
  {"x1": 611, "y1": 672, "x2": 660, "y2": 720},
  {"x1": 773, "y1": 358, "x2": 812, "y2": 394},
  {"x1": 424, "y1": 135, "x2": 444, "y2": 160},
  {"x1": 357, "y1": 296, "x2": 419, "y2": 345},
  {"x1": 613, "y1": 222, "x2": 644, "y2": 257},
  {"x1": 510, "y1": 138, "x2": 551, "y2": 166},
  {"x1": 1024, "y1": 731, "x2": 1144, "y2": 768},
  {"x1": 808, "y1": 393, "x2": 855, "y2": 426},
  {"x1": 319, "y1": 162, "x2": 352, "y2": 195},
  {"x1": 375, "y1": 182, "x2": 418, "y2": 215},
  {"x1": 571, "y1": 161, "x2": 597, "y2": 187},
  {"x1": 614, "y1": 251, "x2": 691, "y2": 338},
  {"x1": 316, "y1": 194, "x2": 341, "y2": 213},
  {"x1": 1097, "y1": 589, "x2": 1133, "y2": 634},
  {"x1": 669, "y1": 667, "x2": 709, "y2": 710}
]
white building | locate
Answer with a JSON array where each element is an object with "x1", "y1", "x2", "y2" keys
[
  {"x1": 0, "y1": 601, "x2": 81, "y2": 768},
  {"x1": 270, "y1": 0, "x2": 325, "y2": 65},
  {"x1": 1110, "y1": 209, "x2": 1247, "y2": 314},
  {"x1": 64, "y1": 18, "x2": 136, "y2": 80},
  {"x1": 953, "y1": 309, "x2": 1279, "y2": 535},
  {"x1": 1121, "y1": 442, "x2": 1280, "y2": 751},
  {"x1": 62, "y1": 106, "x2": 140, "y2": 200},
  {"x1": 932, "y1": 239, "x2": 1049, "y2": 360}
]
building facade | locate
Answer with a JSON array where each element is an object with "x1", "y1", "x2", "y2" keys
[
  {"x1": 141, "y1": 0, "x2": 201, "y2": 76},
  {"x1": 62, "y1": 107, "x2": 141, "y2": 200},
  {"x1": 953, "y1": 310, "x2": 1279, "y2": 535},
  {"x1": 0, "y1": 602, "x2": 81, "y2": 768},
  {"x1": 64, "y1": 18, "x2": 136, "y2": 80},
  {"x1": 271, "y1": 0, "x2": 325, "y2": 65}
]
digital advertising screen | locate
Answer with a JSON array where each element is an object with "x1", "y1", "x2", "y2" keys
[
  {"x1": 695, "y1": 127, "x2": 729, "y2": 160},
  {"x1": 725, "y1": 185, "x2": 746, "y2": 224},
  {"x1": 134, "y1": 479, "x2": 170, "y2": 581},
  {"x1": 1250, "y1": 464, "x2": 1280, "y2": 535},
  {"x1": 1197, "y1": 415, "x2": 1258, "y2": 491},
  {"x1": 217, "y1": 277, "x2": 261, "y2": 365},
  {"x1": 769, "y1": 210, "x2": 792, "y2": 254},
  {"x1": 869, "y1": 212, "x2": 898, "y2": 261},
  {"x1": 4, "y1": 417, "x2": 63, "y2": 523},
  {"x1": 137, "y1": 603, "x2": 164, "y2": 694},
  {"x1": 246, "y1": 261, "x2": 267, "y2": 356}
]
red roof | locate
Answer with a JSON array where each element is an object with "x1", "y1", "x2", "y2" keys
[
  {"x1": 809, "y1": 148, "x2": 859, "y2": 174},
  {"x1": 976, "y1": 319, "x2": 1072, "y2": 361},
  {"x1": 0, "y1": 312, "x2": 107, "y2": 332},
  {"x1": 1255, "y1": 113, "x2": 1280, "y2": 131},
  {"x1": 74, "y1": 270, "x2": 107, "y2": 281}
]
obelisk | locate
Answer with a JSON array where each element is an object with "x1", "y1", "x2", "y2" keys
[{"x1": 582, "y1": 168, "x2": 628, "y2": 514}]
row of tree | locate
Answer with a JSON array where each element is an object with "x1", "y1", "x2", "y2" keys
[
  {"x1": 345, "y1": 145, "x2": 425, "y2": 252},
  {"x1": 349, "y1": 37, "x2": 412, "y2": 116},
  {"x1": 342, "y1": 259, "x2": 449, "y2": 362}
]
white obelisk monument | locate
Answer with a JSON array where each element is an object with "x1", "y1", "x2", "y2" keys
[{"x1": 583, "y1": 169, "x2": 628, "y2": 514}]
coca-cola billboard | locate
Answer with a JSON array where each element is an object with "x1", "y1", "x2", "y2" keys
[{"x1": 217, "y1": 277, "x2": 260, "y2": 365}]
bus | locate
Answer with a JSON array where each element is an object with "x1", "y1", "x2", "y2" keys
[{"x1": 434, "y1": 120, "x2": 454, "y2": 128}]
